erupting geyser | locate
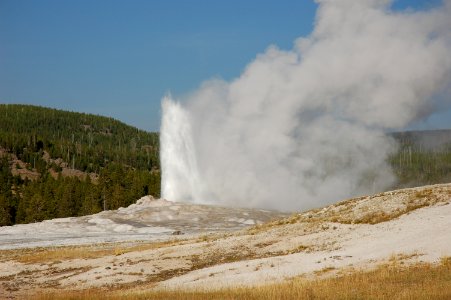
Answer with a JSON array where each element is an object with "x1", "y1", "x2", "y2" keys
[
  {"x1": 160, "y1": 97, "x2": 208, "y2": 203},
  {"x1": 161, "y1": 0, "x2": 451, "y2": 211}
]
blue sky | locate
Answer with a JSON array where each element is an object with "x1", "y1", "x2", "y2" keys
[{"x1": 0, "y1": 0, "x2": 447, "y2": 131}]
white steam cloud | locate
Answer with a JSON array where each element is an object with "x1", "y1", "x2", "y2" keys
[{"x1": 160, "y1": 0, "x2": 451, "y2": 211}]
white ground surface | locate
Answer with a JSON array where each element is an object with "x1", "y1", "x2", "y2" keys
[
  {"x1": 0, "y1": 196, "x2": 288, "y2": 250},
  {"x1": 160, "y1": 201, "x2": 451, "y2": 289}
]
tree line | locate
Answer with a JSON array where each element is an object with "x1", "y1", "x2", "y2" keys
[{"x1": 389, "y1": 130, "x2": 451, "y2": 188}]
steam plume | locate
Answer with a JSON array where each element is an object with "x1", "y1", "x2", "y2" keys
[{"x1": 161, "y1": 0, "x2": 451, "y2": 211}]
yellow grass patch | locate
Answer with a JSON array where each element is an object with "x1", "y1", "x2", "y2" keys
[{"x1": 0, "y1": 239, "x2": 185, "y2": 265}]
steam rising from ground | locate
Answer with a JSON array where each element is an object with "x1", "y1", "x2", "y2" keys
[{"x1": 161, "y1": 0, "x2": 451, "y2": 211}]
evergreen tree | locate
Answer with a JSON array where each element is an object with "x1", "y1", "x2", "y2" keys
[{"x1": 0, "y1": 194, "x2": 12, "y2": 226}]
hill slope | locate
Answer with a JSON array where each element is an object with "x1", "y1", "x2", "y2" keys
[
  {"x1": 0, "y1": 104, "x2": 159, "y2": 172},
  {"x1": 0, "y1": 104, "x2": 160, "y2": 226}
]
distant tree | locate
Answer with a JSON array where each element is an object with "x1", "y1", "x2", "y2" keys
[{"x1": 0, "y1": 194, "x2": 13, "y2": 226}]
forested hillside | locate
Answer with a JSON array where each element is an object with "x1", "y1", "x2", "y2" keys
[
  {"x1": 390, "y1": 130, "x2": 451, "y2": 188},
  {"x1": 0, "y1": 104, "x2": 159, "y2": 172},
  {"x1": 0, "y1": 104, "x2": 160, "y2": 225}
]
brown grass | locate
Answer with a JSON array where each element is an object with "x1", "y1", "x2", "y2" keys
[{"x1": 29, "y1": 257, "x2": 451, "y2": 300}]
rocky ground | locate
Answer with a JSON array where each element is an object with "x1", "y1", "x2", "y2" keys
[{"x1": 0, "y1": 183, "x2": 450, "y2": 299}]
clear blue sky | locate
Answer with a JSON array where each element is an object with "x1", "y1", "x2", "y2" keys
[{"x1": 0, "y1": 0, "x2": 447, "y2": 131}]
